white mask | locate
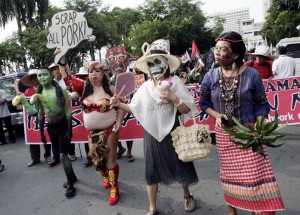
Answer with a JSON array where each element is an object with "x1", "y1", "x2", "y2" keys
[{"x1": 147, "y1": 56, "x2": 168, "y2": 80}]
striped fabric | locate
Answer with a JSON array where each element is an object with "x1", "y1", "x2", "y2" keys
[{"x1": 215, "y1": 126, "x2": 285, "y2": 214}]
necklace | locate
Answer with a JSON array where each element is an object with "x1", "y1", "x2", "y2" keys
[{"x1": 218, "y1": 67, "x2": 239, "y2": 101}]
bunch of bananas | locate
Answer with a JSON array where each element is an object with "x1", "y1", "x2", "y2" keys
[{"x1": 224, "y1": 111, "x2": 287, "y2": 157}]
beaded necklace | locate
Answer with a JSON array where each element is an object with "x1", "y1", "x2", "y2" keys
[{"x1": 218, "y1": 67, "x2": 239, "y2": 101}]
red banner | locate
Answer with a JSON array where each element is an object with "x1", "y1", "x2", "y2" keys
[{"x1": 23, "y1": 76, "x2": 300, "y2": 144}]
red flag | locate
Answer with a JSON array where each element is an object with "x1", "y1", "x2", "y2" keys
[{"x1": 191, "y1": 40, "x2": 199, "y2": 58}]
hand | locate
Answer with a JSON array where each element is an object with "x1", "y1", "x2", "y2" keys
[
  {"x1": 65, "y1": 129, "x2": 73, "y2": 141},
  {"x1": 54, "y1": 47, "x2": 66, "y2": 65},
  {"x1": 159, "y1": 88, "x2": 173, "y2": 101},
  {"x1": 110, "y1": 95, "x2": 121, "y2": 108},
  {"x1": 40, "y1": 133, "x2": 47, "y2": 144},
  {"x1": 215, "y1": 113, "x2": 228, "y2": 128},
  {"x1": 113, "y1": 121, "x2": 122, "y2": 133}
]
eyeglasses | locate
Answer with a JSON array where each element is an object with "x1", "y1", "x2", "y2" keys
[
  {"x1": 106, "y1": 55, "x2": 127, "y2": 63},
  {"x1": 211, "y1": 46, "x2": 231, "y2": 54}
]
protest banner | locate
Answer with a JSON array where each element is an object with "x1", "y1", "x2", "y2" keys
[
  {"x1": 46, "y1": 10, "x2": 93, "y2": 63},
  {"x1": 23, "y1": 76, "x2": 300, "y2": 144}
]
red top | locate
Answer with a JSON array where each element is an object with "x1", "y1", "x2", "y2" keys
[
  {"x1": 82, "y1": 98, "x2": 111, "y2": 113},
  {"x1": 244, "y1": 61, "x2": 273, "y2": 79}
]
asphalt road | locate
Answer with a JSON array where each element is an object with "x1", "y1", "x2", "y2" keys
[{"x1": 0, "y1": 125, "x2": 299, "y2": 215}]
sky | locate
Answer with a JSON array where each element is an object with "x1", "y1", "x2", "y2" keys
[{"x1": 0, "y1": 0, "x2": 265, "y2": 42}]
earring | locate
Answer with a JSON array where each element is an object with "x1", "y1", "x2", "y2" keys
[{"x1": 232, "y1": 62, "x2": 237, "y2": 71}]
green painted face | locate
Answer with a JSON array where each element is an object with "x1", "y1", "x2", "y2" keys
[{"x1": 37, "y1": 69, "x2": 52, "y2": 86}]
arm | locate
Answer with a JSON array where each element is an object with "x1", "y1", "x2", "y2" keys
[
  {"x1": 199, "y1": 73, "x2": 227, "y2": 127},
  {"x1": 0, "y1": 90, "x2": 6, "y2": 104},
  {"x1": 63, "y1": 89, "x2": 72, "y2": 141},
  {"x1": 164, "y1": 90, "x2": 190, "y2": 114},
  {"x1": 12, "y1": 95, "x2": 38, "y2": 116},
  {"x1": 37, "y1": 102, "x2": 47, "y2": 144}
]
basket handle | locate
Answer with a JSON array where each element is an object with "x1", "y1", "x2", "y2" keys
[{"x1": 178, "y1": 112, "x2": 197, "y2": 126}]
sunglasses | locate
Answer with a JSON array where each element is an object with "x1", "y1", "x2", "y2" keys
[{"x1": 106, "y1": 55, "x2": 127, "y2": 63}]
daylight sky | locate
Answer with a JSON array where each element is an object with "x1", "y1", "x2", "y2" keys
[{"x1": 0, "y1": 0, "x2": 265, "y2": 41}]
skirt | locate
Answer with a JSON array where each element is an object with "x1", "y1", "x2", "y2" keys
[
  {"x1": 215, "y1": 126, "x2": 285, "y2": 213},
  {"x1": 144, "y1": 120, "x2": 199, "y2": 187}
]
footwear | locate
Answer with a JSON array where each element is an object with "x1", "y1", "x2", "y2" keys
[
  {"x1": 184, "y1": 195, "x2": 195, "y2": 212},
  {"x1": 45, "y1": 156, "x2": 52, "y2": 164},
  {"x1": 0, "y1": 163, "x2": 4, "y2": 172},
  {"x1": 9, "y1": 140, "x2": 16, "y2": 144},
  {"x1": 27, "y1": 160, "x2": 41, "y2": 167},
  {"x1": 146, "y1": 211, "x2": 158, "y2": 215},
  {"x1": 69, "y1": 155, "x2": 77, "y2": 161},
  {"x1": 48, "y1": 159, "x2": 60, "y2": 167},
  {"x1": 127, "y1": 155, "x2": 135, "y2": 162},
  {"x1": 63, "y1": 176, "x2": 78, "y2": 188},
  {"x1": 116, "y1": 147, "x2": 126, "y2": 159},
  {"x1": 82, "y1": 159, "x2": 92, "y2": 167},
  {"x1": 99, "y1": 169, "x2": 111, "y2": 189},
  {"x1": 108, "y1": 165, "x2": 119, "y2": 205},
  {"x1": 65, "y1": 185, "x2": 76, "y2": 197},
  {"x1": 0, "y1": 141, "x2": 7, "y2": 146}
]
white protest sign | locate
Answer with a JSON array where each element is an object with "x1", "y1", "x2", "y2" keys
[{"x1": 46, "y1": 10, "x2": 93, "y2": 63}]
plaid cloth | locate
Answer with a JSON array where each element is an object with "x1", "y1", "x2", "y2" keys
[{"x1": 215, "y1": 126, "x2": 285, "y2": 214}]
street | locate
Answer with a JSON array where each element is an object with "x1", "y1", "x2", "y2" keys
[{"x1": 0, "y1": 125, "x2": 299, "y2": 215}]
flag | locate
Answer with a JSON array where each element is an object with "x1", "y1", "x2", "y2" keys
[
  {"x1": 270, "y1": 43, "x2": 273, "y2": 55},
  {"x1": 185, "y1": 50, "x2": 190, "y2": 61},
  {"x1": 191, "y1": 40, "x2": 199, "y2": 58}
]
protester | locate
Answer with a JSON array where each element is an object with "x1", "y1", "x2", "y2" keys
[
  {"x1": 74, "y1": 67, "x2": 92, "y2": 167},
  {"x1": 50, "y1": 63, "x2": 77, "y2": 162},
  {"x1": 58, "y1": 58, "x2": 124, "y2": 205},
  {"x1": 32, "y1": 67, "x2": 77, "y2": 197},
  {"x1": 105, "y1": 46, "x2": 135, "y2": 162},
  {"x1": 200, "y1": 31, "x2": 285, "y2": 215},
  {"x1": 110, "y1": 39, "x2": 199, "y2": 215},
  {"x1": 272, "y1": 46, "x2": 296, "y2": 78},
  {"x1": 244, "y1": 45, "x2": 273, "y2": 79},
  {"x1": 0, "y1": 89, "x2": 16, "y2": 146},
  {"x1": 20, "y1": 69, "x2": 52, "y2": 167}
]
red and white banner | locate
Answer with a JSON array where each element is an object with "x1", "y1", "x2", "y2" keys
[{"x1": 23, "y1": 76, "x2": 300, "y2": 144}]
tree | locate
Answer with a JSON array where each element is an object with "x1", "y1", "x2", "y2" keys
[
  {"x1": 261, "y1": 0, "x2": 300, "y2": 45},
  {"x1": 124, "y1": 0, "x2": 214, "y2": 56}
]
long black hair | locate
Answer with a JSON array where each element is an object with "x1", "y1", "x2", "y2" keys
[
  {"x1": 82, "y1": 71, "x2": 113, "y2": 100},
  {"x1": 36, "y1": 67, "x2": 65, "y2": 110},
  {"x1": 217, "y1": 31, "x2": 246, "y2": 67}
]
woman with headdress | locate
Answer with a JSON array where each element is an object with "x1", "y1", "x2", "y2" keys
[
  {"x1": 58, "y1": 59, "x2": 124, "y2": 205},
  {"x1": 110, "y1": 39, "x2": 199, "y2": 215},
  {"x1": 199, "y1": 31, "x2": 285, "y2": 215}
]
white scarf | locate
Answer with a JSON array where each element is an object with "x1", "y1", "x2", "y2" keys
[{"x1": 128, "y1": 75, "x2": 197, "y2": 142}]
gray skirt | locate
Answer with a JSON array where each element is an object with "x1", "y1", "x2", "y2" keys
[{"x1": 143, "y1": 117, "x2": 199, "y2": 187}]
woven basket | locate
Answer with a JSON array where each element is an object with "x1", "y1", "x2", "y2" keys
[{"x1": 171, "y1": 115, "x2": 212, "y2": 162}]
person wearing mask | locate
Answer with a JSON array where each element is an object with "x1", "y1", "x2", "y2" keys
[
  {"x1": 20, "y1": 69, "x2": 52, "y2": 167},
  {"x1": 110, "y1": 39, "x2": 198, "y2": 214}
]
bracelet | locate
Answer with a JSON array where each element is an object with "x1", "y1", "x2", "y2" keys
[{"x1": 175, "y1": 99, "x2": 183, "y2": 107}]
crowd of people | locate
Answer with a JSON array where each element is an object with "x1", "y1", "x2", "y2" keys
[{"x1": 1, "y1": 30, "x2": 296, "y2": 215}]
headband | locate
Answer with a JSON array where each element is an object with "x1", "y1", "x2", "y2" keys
[{"x1": 215, "y1": 38, "x2": 243, "y2": 43}]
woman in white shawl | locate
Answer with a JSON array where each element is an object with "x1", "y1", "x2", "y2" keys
[{"x1": 110, "y1": 39, "x2": 199, "y2": 215}]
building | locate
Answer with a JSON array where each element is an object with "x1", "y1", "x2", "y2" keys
[
  {"x1": 263, "y1": 0, "x2": 272, "y2": 21},
  {"x1": 241, "y1": 19, "x2": 265, "y2": 50},
  {"x1": 209, "y1": 7, "x2": 250, "y2": 35}
]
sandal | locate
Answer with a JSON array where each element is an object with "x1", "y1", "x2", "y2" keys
[
  {"x1": 146, "y1": 211, "x2": 158, "y2": 215},
  {"x1": 127, "y1": 155, "x2": 135, "y2": 162},
  {"x1": 69, "y1": 155, "x2": 77, "y2": 161},
  {"x1": 0, "y1": 163, "x2": 4, "y2": 172},
  {"x1": 184, "y1": 195, "x2": 195, "y2": 212},
  {"x1": 116, "y1": 147, "x2": 126, "y2": 159}
]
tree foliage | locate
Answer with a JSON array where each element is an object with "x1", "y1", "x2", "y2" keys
[
  {"x1": 261, "y1": 0, "x2": 300, "y2": 45},
  {"x1": 124, "y1": 0, "x2": 214, "y2": 56}
]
